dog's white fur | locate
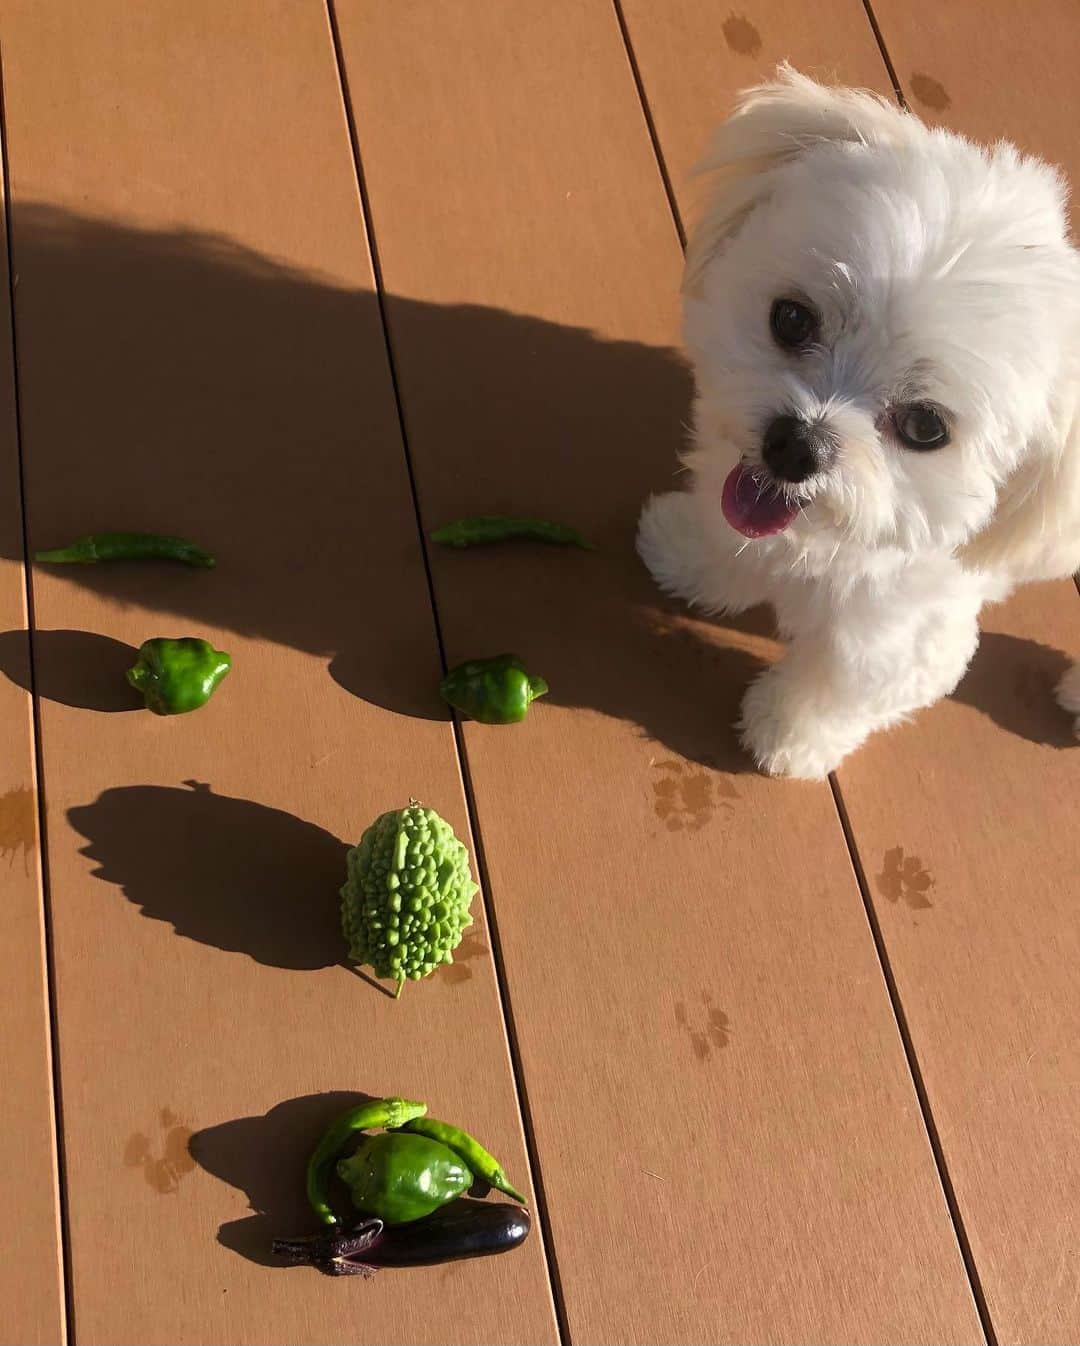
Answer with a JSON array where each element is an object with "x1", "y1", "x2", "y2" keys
[{"x1": 638, "y1": 67, "x2": 1080, "y2": 778}]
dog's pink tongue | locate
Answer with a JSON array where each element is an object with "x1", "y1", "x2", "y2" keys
[{"x1": 721, "y1": 465, "x2": 799, "y2": 538}]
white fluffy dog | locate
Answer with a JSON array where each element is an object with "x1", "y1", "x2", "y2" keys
[{"x1": 638, "y1": 67, "x2": 1080, "y2": 777}]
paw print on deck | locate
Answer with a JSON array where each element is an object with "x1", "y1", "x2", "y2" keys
[
  {"x1": 674, "y1": 994, "x2": 731, "y2": 1063},
  {"x1": 877, "y1": 847, "x2": 934, "y2": 910},
  {"x1": 909, "y1": 73, "x2": 951, "y2": 111},
  {"x1": 124, "y1": 1107, "x2": 195, "y2": 1194},
  {"x1": 0, "y1": 786, "x2": 35, "y2": 874},
  {"x1": 651, "y1": 760, "x2": 738, "y2": 833},
  {"x1": 722, "y1": 13, "x2": 762, "y2": 57},
  {"x1": 442, "y1": 927, "x2": 489, "y2": 985}
]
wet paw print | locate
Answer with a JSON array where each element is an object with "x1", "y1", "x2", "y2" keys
[
  {"x1": 124, "y1": 1108, "x2": 195, "y2": 1195},
  {"x1": 675, "y1": 994, "x2": 731, "y2": 1063},
  {"x1": 877, "y1": 847, "x2": 934, "y2": 910},
  {"x1": 442, "y1": 927, "x2": 489, "y2": 985},
  {"x1": 651, "y1": 760, "x2": 738, "y2": 833},
  {"x1": 909, "y1": 73, "x2": 951, "y2": 111},
  {"x1": 0, "y1": 786, "x2": 36, "y2": 875},
  {"x1": 723, "y1": 12, "x2": 762, "y2": 57}
]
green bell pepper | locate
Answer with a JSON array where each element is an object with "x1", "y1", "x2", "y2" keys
[
  {"x1": 126, "y1": 637, "x2": 231, "y2": 715},
  {"x1": 439, "y1": 653, "x2": 548, "y2": 724},
  {"x1": 337, "y1": 1133, "x2": 471, "y2": 1225}
]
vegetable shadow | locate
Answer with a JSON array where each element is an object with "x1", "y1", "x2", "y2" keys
[
  {"x1": 188, "y1": 1090, "x2": 374, "y2": 1268},
  {"x1": 67, "y1": 780, "x2": 349, "y2": 970},
  {"x1": 4, "y1": 205, "x2": 1066, "y2": 763},
  {"x1": 0, "y1": 628, "x2": 142, "y2": 711}
]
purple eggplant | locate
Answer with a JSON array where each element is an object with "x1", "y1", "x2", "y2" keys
[
  {"x1": 368, "y1": 1198, "x2": 530, "y2": 1267},
  {"x1": 271, "y1": 1219, "x2": 384, "y2": 1277},
  {"x1": 271, "y1": 1199, "x2": 530, "y2": 1277}
]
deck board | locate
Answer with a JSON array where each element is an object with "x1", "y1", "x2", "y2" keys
[
  {"x1": 331, "y1": 2, "x2": 982, "y2": 1341},
  {"x1": 616, "y1": 0, "x2": 890, "y2": 227},
  {"x1": 620, "y1": 2, "x2": 1080, "y2": 1341},
  {"x1": 0, "y1": 139, "x2": 67, "y2": 1346},
  {"x1": 838, "y1": 4, "x2": 1080, "y2": 1340},
  {"x1": 5, "y1": 0, "x2": 1077, "y2": 1341},
  {"x1": 0, "y1": 3, "x2": 556, "y2": 1342}
]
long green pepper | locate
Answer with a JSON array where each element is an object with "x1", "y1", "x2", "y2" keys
[
  {"x1": 399, "y1": 1116, "x2": 527, "y2": 1204},
  {"x1": 431, "y1": 516, "x2": 593, "y2": 550},
  {"x1": 35, "y1": 531, "x2": 216, "y2": 567}
]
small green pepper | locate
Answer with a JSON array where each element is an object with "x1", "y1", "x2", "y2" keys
[
  {"x1": 399, "y1": 1116, "x2": 526, "y2": 1204},
  {"x1": 337, "y1": 1133, "x2": 471, "y2": 1225},
  {"x1": 440, "y1": 653, "x2": 548, "y2": 724},
  {"x1": 35, "y1": 532, "x2": 215, "y2": 567},
  {"x1": 306, "y1": 1097, "x2": 427, "y2": 1226},
  {"x1": 431, "y1": 516, "x2": 593, "y2": 550},
  {"x1": 126, "y1": 637, "x2": 231, "y2": 715}
]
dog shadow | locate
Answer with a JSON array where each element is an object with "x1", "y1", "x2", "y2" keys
[
  {"x1": 1, "y1": 204, "x2": 770, "y2": 766},
  {"x1": 952, "y1": 629, "x2": 1077, "y2": 748},
  {"x1": 188, "y1": 1090, "x2": 375, "y2": 1267},
  {"x1": 67, "y1": 780, "x2": 349, "y2": 970},
  {"x1": 4, "y1": 205, "x2": 1069, "y2": 763}
]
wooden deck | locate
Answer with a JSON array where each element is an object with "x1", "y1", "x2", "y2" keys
[{"x1": 1, "y1": 3, "x2": 1078, "y2": 1343}]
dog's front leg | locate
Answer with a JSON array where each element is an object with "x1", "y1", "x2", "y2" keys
[
  {"x1": 637, "y1": 490, "x2": 768, "y2": 615},
  {"x1": 738, "y1": 587, "x2": 981, "y2": 779}
]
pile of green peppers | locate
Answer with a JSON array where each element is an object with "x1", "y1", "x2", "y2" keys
[{"x1": 272, "y1": 1096, "x2": 531, "y2": 1276}]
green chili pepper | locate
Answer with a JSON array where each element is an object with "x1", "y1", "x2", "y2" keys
[
  {"x1": 35, "y1": 532, "x2": 216, "y2": 567},
  {"x1": 440, "y1": 653, "x2": 548, "y2": 724},
  {"x1": 431, "y1": 516, "x2": 594, "y2": 550},
  {"x1": 306, "y1": 1097, "x2": 427, "y2": 1226},
  {"x1": 337, "y1": 1133, "x2": 472, "y2": 1225},
  {"x1": 126, "y1": 637, "x2": 232, "y2": 715},
  {"x1": 400, "y1": 1116, "x2": 527, "y2": 1204}
]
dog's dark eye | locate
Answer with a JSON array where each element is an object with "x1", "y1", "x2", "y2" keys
[
  {"x1": 895, "y1": 404, "x2": 950, "y2": 450},
  {"x1": 770, "y1": 299, "x2": 817, "y2": 349}
]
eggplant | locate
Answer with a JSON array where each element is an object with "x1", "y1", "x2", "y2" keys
[
  {"x1": 367, "y1": 1198, "x2": 530, "y2": 1267},
  {"x1": 271, "y1": 1199, "x2": 530, "y2": 1276},
  {"x1": 271, "y1": 1218, "x2": 383, "y2": 1277}
]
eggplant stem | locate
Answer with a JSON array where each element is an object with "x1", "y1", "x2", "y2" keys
[{"x1": 271, "y1": 1220, "x2": 384, "y2": 1277}]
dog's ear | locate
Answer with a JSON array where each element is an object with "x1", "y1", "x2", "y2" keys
[
  {"x1": 683, "y1": 65, "x2": 910, "y2": 293},
  {"x1": 958, "y1": 389, "x2": 1080, "y2": 582}
]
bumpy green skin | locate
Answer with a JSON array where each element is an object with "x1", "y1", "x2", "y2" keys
[
  {"x1": 337, "y1": 1133, "x2": 471, "y2": 1225},
  {"x1": 440, "y1": 654, "x2": 548, "y2": 724},
  {"x1": 35, "y1": 532, "x2": 215, "y2": 567},
  {"x1": 306, "y1": 1097, "x2": 427, "y2": 1226},
  {"x1": 430, "y1": 516, "x2": 593, "y2": 550},
  {"x1": 126, "y1": 637, "x2": 231, "y2": 715},
  {"x1": 401, "y1": 1116, "x2": 527, "y2": 1204},
  {"x1": 341, "y1": 803, "x2": 477, "y2": 993}
]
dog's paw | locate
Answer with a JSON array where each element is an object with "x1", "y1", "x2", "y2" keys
[
  {"x1": 636, "y1": 491, "x2": 703, "y2": 602},
  {"x1": 1055, "y1": 662, "x2": 1080, "y2": 739},
  {"x1": 637, "y1": 490, "x2": 759, "y2": 614},
  {"x1": 738, "y1": 669, "x2": 863, "y2": 780}
]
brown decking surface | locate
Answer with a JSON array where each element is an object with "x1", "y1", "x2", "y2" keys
[{"x1": 1, "y1": 3, "x2": 1077, "y2": 1343}]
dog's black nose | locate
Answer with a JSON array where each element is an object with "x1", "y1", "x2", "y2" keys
[{"x1": 762, "y1": 415, "x2": 833, "y2": 484}]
